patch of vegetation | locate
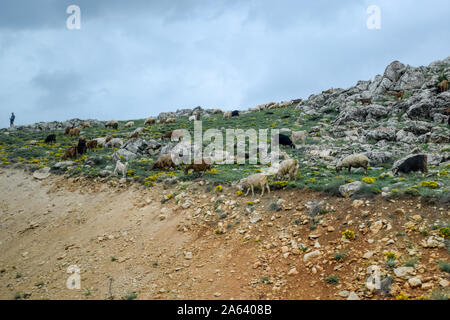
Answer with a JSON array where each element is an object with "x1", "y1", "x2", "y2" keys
[
  {"x1": 124, "y1": 292, "x2": 138, "y2": 300},
  {"x1": 438, "y1": 261, "x2": 450, "y2": 273},
  {"x1": 325, "y1": 275, "x2": 339, "y2": 284}
]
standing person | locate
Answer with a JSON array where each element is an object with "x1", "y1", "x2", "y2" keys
[{"x1": 10, "y1": 112, "x2": 15, "y2": 128}]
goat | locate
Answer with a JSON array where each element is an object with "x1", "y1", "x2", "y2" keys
[
  {"x1": 62, "y1": 146, "x2": 78, "y2": 160},
  {"x1": 360, "y1": 98, "x2": 372, "y2": 105},
  {"x1": 69, "y1": 128, "x2": 81, "y2": 137},
  {"x1": 113, "y1": 160, "x2": 129, "y2": 178},
  {"x1": 393, "y1": 154, "x2": 427, "y2": 176},
  {"x1": 86, "y1": 139, "x2": 98, "y2": 150},
  {"x1": 77, "y1": 137, "x2": 87, "y2": 155},
  {"x1": 44, "y1": 134, "x2": 56, "y2": 144},
  {"x1": 152, "y1": 154, "x2": 177, "y2": 170},
  {"x1": 438, "y1": 80, "x2": 449, "y2": 93}
]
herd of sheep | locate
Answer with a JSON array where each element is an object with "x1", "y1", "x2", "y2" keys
[{"x1": 38, "y1": 102, "x2": 434, "y2": 197}]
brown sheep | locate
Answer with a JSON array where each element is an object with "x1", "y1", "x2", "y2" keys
[
  {"x1": 152, "y1": 154, "x2": 177, "y2": 170},
  {"x1": 64, "y1": 126, "x2": 74, "y2": 135},
  {"x1": 86, "y1": 139, "x2": 98, "y2": 150},
  {"x1": 69, "y1": 128, "x2": 81, "y2": 137},
  {"x1": 184, "y1": 159, "x2": 211, "y2": 175},
  {"x1": 105, "y1": 136, "x2": 113, "y2": 144},
  {"x1": 129, "y1": 131, "x2": 139, "y2": 140},
  {"x1": 388, "y1": 91, "x2": 404, "y2": 100},
  {"x1": 322, "y1": 89, "x2": 333, "y2": 94},
  {"x1": 360, "y1": 98, "x2": 372, "y2": 105},
  {"x1": 144, "y1": 117, "x2": 156, "y2": 125},
  {"x1": 62, "y1": 146, "x2": 78, "y2": 160},
  {"x1": 165, "y1": 117, "x2": 176, "y2": 123},
  {"x1": 105, "y1": 120, "x2": 119, "y2": 130},
  {"x1": 438, "y1": 80, "x2": 449, "y2": 92},
  {"x1": 80, "y1": 121, "x2": 91, "y2": 128}
]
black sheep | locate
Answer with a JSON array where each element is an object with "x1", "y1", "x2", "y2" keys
[
  {"x1": 274, "y1": 134, "x2": 295, "y2": 149},
  {"x1": 393, "y1": 154, "x2": 427, "y2": 175},
  {"x1": 44, "y1": 134, "x2": 56, "y2": 144},
  {"x1": 77, "y1": 137, "x2": 87, "y2": 155},
  {"x1": 231, "y1": 110, "x2": 239, "y2": 117}
]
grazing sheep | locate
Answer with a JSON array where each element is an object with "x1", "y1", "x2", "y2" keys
[
  {"x1": 80, "y1": 121, "x2": 91, "y2": 128},
  {"x1": 165, "y1": 117, "x2": 176, "y2": 123},
  {"x1": 231, "y1": 110, "x2": 239, "y2": 117},
  {"x1": 62, "y1": 146, "x2": 78, "y2": 160},
  {"x1": 276, "y1": 159, "x2": 299, "y2": 181},
  {"x1": 336, "y1": 154, "x2": 369, "y2": 174},
  {"x1": 105, "y1": 138, "x2": 123, "y2": 148},
  {"x1": 291, "y1": 131, "x2": 307, "y2": 145},
  {"x1": 64, "y1": 126, "x2": 74, "y2": 135},
  {"x1": 86, "y1": 139, "x2": 98, "y2": 150},
  {"x1": 152, "y1": 154, "x2": 177, "y2": 170},
  {"x1": 94, "y1": 137, "x2": 106, "y2": 147},
  {"x1": 124, "y1": 121, "x2": 135, "y2": 128},
  {"x1": 144, "y1": 117, "x2": 156, "y2": 125},
  {"x1": 44, "y1": 134, "x2": 56, "y2": 144},
  {"x1": 77, "y1": 137, "x2": 87, "y2": 155},
  {"x1": 105, "y1": 120, "x2": 119, "y2": 130},
  {"x1": 113, "y1": 160, "x2": 128, "y2": 178},
  {"x1": 360, "y1": 98, "x2": 372, "y2": 105},
  {"x1": 188, "y1": 113, "x2": 200, "y2": 122},
  {"x1": 212, "y1": 109, "x2": 222, "y2": 114},
  {"x1": 105, "y1": 136, "x2": 113, "y2": 144},
  {"x1": 237, "y1": 173, "x2": 270, "y2": 197},
  {"x1": 438, "y1": 79, "x2": 449, "y2": 92},
  {"x1": 275, "y1": 134, "x2": 295, "y2": 149},
  {"x1": 223, "y1": 111, "x2": 232, "y2": 119},
  {"x1": 69, "y1": 128, "x2": 81, "y2": 137},
  {"x1": 388, "y1": 91, "x2": 404, "y2": 100},
  {"x1": 129, "y1": 131, "x2": 139, "y2": 140},
  {"x1": 161, "y1": 129, "x2": 183, "y2": 141},
  {"x1": 393, "y1": 154, "x2": 427, "y2": 176},
  {"x1": 184, "y1": 159, "x2": 211, "y2": 174}
]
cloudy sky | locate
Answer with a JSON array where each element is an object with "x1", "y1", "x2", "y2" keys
[{"x1": 0, "y1": 0, "x2": 449, "y2": 128}]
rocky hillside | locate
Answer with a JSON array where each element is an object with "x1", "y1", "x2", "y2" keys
[
  {"x1": 0, "y1": 57, "x2": 448, "y2": 301},
  {"x1": 1, "y1": 56, "x2": 449, "y2": 201}
]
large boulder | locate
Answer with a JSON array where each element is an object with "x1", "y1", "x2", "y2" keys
[{"x1": 339, "y1": 181, "x2": 363, "y2": 197}]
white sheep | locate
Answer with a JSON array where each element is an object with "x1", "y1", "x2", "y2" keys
[
  {"x1": 223, "y1": 111, "x2": 232, "y2": 119},
  {"x1": 336, "y1": 154, "x2": 369, "y2": 174},
  {"x1": 291, "y1": 131, "x2": 307, "y2": 145},
  {"x1": 113, "y1": 160, "x2": 128, "y2": 178},
  {"x1": 124, "y1": 121, "x2": 135, "y2": 128},
  {"x1": 105, "y1": 138, "x2": 124, "y2": 148},
  {"x1": 94, "y1": 137, "x2": 107, "y2": 147},
  {"x1": 237, "y1": 173, "x2": 270, "y2": 197},
  {"x1": 276, "y1": 159, "x2": 299, "y2": 181}
]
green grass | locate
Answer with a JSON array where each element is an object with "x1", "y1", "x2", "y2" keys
[
  {"x1": 325, "y1": 275, "x2": 339, "y2": 284},
  {"x1": 124, "y1": 292, "x2": 138, "y2": 300},
  {"x1": 1, "y1": 105, "x2": 449, "y2": 201},
  {"x1": 438, "y1": 261, "x2": 450, "y2": 273}
]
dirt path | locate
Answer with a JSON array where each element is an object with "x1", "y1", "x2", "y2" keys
[{"x1": 0, "y1": 169, "x2": 448, "y2": 300}]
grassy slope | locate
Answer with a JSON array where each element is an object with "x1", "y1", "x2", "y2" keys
[{"x1": 0, "y1": 105, "x2": 449, "y2": 201}]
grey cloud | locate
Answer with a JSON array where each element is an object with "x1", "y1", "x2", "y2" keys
[{"x1": 0, "y1": 0, "x2": 449, "y2": 128}]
